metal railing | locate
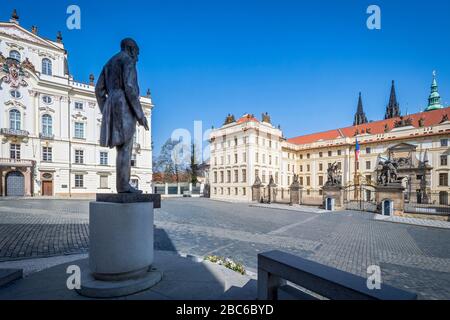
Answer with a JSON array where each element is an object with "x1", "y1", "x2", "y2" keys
[
  {"x1": 39, "y1": 132, "x2": 55, "y2": 140},
  {"x1": 0, "y1": 128, "x2": 29, "y2": 137},
  {"x1": 0, "y1": 158, "x2": 34, "y2": 166}
]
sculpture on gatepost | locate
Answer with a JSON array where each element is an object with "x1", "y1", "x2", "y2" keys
[
  {"x1": 325, "y1": 162, "x2": 342, "y2": 187},
  {"x1": 376, "y1": 158, "x2": 400, "y2": 185},
  {"x1": 290, "y1": 174, "x2": 302, "y2": 205},
  {"x1": 268, "y1": 175, "x2": 277, "y2": 204}
]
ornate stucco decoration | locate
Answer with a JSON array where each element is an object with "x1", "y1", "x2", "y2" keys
[
  {"x1": 72, "y1": 113, "x2": 88, "y2": 121},
  {"x1": 5, "y1": 99, "x2": 26, "y2": 110},
  {"x1": 1, "y1": 57, "x2": 30, "y2": 88},
  {"x1": 5, "y1": 42, "x2": 24, "y2": 50},
  {"x1": 88, "y1": 102, "x2": 96, "y2": 109},
  {"x1": 39, "y1": 106, "x2": 55, "y2": 113}
]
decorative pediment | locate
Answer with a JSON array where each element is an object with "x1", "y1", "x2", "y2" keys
[
  {"x1": 388, "y1": 143, "x2": 417, "y2": 152},
  {"x1": 0, "y1": 23, "x2": 62, "y2": 51},
  {"x1": 39, "y1": 106, "x2": 55, "y2": 113},
  {"x1": 5, "y1": 100, "x2": 26, "y2": 110}
]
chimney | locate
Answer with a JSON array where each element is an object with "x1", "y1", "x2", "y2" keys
[{"x1": 10, "y1": 9, "x2": 19, "y2": 24}]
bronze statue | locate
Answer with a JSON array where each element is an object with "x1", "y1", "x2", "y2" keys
[{"x1": 95, "y1": 38, "x2": 149, "y2": 193}]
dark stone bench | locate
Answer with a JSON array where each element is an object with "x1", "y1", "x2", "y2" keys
[{"x1": 257, "y1": 250, "x2": 417, "y2": 300}]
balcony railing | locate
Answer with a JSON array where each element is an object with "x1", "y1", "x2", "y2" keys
[
  {"x1": 1, "y1": 128, "x2": 30, "y2": 138},
  {"x1": 0, "y1": 158, "x2": 34, "y2": 167},
  {"x1": 39, "y1": 132, "x2": 55, "y2": 140}
]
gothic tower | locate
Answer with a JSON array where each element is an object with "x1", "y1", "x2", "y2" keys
[
  {"x1": 353, "y1": 92, "x2": 368, "y2": 126},
  {"x1": 385, "y1": 80, "x2": 401, "y2": 119}
]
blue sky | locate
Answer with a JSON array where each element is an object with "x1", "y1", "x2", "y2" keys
[{"x1": 3, "y1": 0, "x2": 450, "y2": 156}]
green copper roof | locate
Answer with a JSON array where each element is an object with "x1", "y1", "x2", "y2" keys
[{"x1": 425, "y1": 71, "x2": 443, "y2": 111}]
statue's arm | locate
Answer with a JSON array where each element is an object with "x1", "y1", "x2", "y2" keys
[
  {"x1": 95, "y1": 68, "x2": 107, "y2": 112},
  {"x1": 123, "y1": 61, "x2": 145, "y2": 121}
]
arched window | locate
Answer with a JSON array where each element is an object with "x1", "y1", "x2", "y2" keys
[
  {"x1": 9, "y1": 109, "x2": 21, "y2": 130},
  {"x1": 9, "y1": 50, "x2": 21, "y2": 61},
  {"x1": 42, "y1": 58, "x2": 52, "y2": 76},
  {"x1": 42, "y1": 114, "x2": 53, "y2": 136}
]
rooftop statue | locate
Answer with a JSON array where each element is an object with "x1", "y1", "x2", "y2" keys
[{"x1": 95, "y1": 38, "x2": 149, "y2": 194}]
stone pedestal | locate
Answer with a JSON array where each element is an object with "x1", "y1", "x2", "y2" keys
[
  {"x1": 252, "y1": 185, "x2": 262, "y2": 202},
  {"x1": 290, "y1": 185, "x2": 303, "y2": 205},
  {"x1": 322, "y1": 185, "x2": 343, "y2": 211},
  {"x1": 77, "y1": 194, "x2": 162, "y2": 298},
  {"x1": 375, "y1": 184, "x2": 405, "y2": 216}
]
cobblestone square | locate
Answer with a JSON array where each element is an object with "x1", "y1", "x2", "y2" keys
[{"x1": 0, "y1": 198, "x2": 449, "y2": 299}]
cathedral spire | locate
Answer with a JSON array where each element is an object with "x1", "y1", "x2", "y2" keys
[
  {"x1": 385, "y1": 80, "x2": 401, "y2": 119},
  {"x1": 353, "y1": 92, "x2": 368, "y2": 126},
  {"x1": 425, "y1": 71, "x2": 443, "y2": 111}
]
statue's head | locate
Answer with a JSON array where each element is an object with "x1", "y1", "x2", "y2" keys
[{"x1": 121, "y1": 38, "x2": 140, "y2": 62}]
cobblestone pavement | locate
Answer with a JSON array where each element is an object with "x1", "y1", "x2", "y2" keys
[{"x1": 0, "y1": 198, "x2": 449, "y2": 299}]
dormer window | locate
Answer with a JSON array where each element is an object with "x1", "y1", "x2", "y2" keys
[
  {"x1": 42, "y1": 58, "x2": 52, "y2": 76},
  {"x1": 42, "y1": 95, "x2": 53, "y2": 104},
  {"x1": 9, "y1": 50, "x2": 21, "y2": 61}
]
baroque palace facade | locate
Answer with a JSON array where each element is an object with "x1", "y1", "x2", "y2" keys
[
  {"x1": 209, "y1": 77, "x2": 450, "y2": 205},
  {"x1": 0, "y1": 11, "x2": 153, "y2": 197}
]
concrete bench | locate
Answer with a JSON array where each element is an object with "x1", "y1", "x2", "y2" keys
[{"x1": 257, "y1": 250, "x2": 417, "y2": 300}]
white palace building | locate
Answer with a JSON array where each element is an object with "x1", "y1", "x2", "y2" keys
[{"x1": 0, "y1": 10, "x2": 154, "y2": 197}]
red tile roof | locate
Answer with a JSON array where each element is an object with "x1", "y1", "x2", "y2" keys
[
  {"x1": 287, "y1": 107, "x2": 450, "y2": 145},
  {"x1": 236, "y1": 114, "x2": 259, "y2": 124}
]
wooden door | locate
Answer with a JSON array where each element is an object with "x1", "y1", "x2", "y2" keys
[{"x1": 42, "y1": 180, "x2": 53, "y2": 196}]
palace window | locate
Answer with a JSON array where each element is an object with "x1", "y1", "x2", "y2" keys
[
  {"x1": 10, "y1": 90, "x2": 21, "y2": 99},
  {"x1": 42, "y1": 96, "x2": 53, "y2": 104},
  {"x1": 75, "y1": 150, "x2": 84, "y2": 164},
  {"x1": 300, "y1": 177, "x2": 304, "y2": 185},
  {"x1": 74, "y1": 122, "x2": 85, "y2": 139},
  {"x1": 262, "y1": 171, "x2": 266, "y2": 184},
  {"x1": 440, "y1": 191, "x2": 449, "y2": 206},
  {"x1": 441, "y1": 139, "x2": 448, "y2": 147},
  {"x1": 42, "y1": 58, "x2": 52, "y2": 76},
  {"x1": 234, "y1": 154, "x2": 238, "y2": 164},
  {"x1": 131, "y1": 154, "x2": 137, "y2": 167},
  {"x1": 243, "y1": 188, "x2": 246, "y2": 196},
  {"x1": 319, "y1": 152, "x2": 323, "y2": 158},
  {"x1": 441, "y1": 155, "x2": 448, "y2": 166},
  {"x1": 439, "y1": 173, "x2": 448, "y2": 187},
  {"x1": 42, "y1": 147, "x2": 52, "y2": 162},
  {"x1": 243, "y1": 152, "x2": 247, "y2": 162},
  {"x1": 10, "y1": 144, "x2": 21, "y2": 160},
  {"x1": 328, "y1": 151, "x2": 332, "y2": 157},
  {"x1": 306, "y1": 177, "x2": 311, "y2": 186},
  {"x1": 319, "y1": 176, "x2": 324, "y2": 186},
  {"x1": 75, "y1": 102, "x2": 84, "y2": 110},
  {"x1": 42, "y1": 114, "x2": 53, "y2": 136},
  {"x1": 242, "y1": 169, "x2": 247, "y2": 183},
  {"x1": 234, "y1": 170, "x2": 239, "y2": 183},
  {"x1": 337, "y1": 150, "x2": 342, "y2": 156},
  {"x1": 255, "y1": 169, "x2": 259, "y2": 179},
  {"x1": 9, "y1": 109, "x2": 21, "y2": 130},
  {"x1": 220, "y1": 171, "x2": 224, "y2": 183},
  {"x1": 319, "y1": 163, "x2": 323, "y2": 171},
  {"x1": 9, "y1": 50, "x2": 21, "y2": 61},
  {"x1": 214, "y1": 171, "x2": 217, "y2": 183},
  {"x1": 227, "y1": 170, "x2": 231, "y2": 183},
  {"x1": 366, "y1": 161, "x2": 371, "y2": 170},
  {"x1": 366, "y1": 175, "x2": 372, "y2": 184},
  {"x1": 307, "y1": 164, "x2": 310, "y2": 172},
  {"x1": 100, "y1": 175, "x2": 109, "y2": 189},
  {"x1": 100, "y1": 152, "x2": 108, "y2": 165},
  {"x1": 300, "y1": 165, "x2": 303, "y2": 172},
  {"x1": 75, "y1": 174, "x2": 84, "y2": 188}
]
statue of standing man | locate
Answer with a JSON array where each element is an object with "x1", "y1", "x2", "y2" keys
[{"x1": 95, "y1": 38, "x2": 149, "y2": 193}]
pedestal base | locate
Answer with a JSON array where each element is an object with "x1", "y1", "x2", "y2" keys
[{"x1": 77, "y1": 267, "x2": 162, "y2": 298}]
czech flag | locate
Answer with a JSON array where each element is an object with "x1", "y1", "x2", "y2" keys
[{"x1": 355, "y1": 139, "x2": 360, "y2": 161}]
